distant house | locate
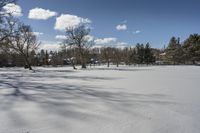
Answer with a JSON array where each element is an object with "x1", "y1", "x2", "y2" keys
[{"x1": 155, "y1": 52, "x2": 169, "y2": 65}]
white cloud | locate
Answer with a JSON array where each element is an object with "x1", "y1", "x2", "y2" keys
[
  {"x1": 116, "y1": 24, "x2": 127, "y2": 31},
  {"x1": 92, "y1": 45, "x2": 103, "y2": 49},
  {"x1": 55, "y1": 35, "x2": 66, "y2": 40},
  {"x1": 93, "y1": 40, "x2": 128, "y2": 49},
  {"x1": 54, "y1": 14, "x2": 91, "y2": 31},
  {"x1": 115, "y1": 42, "x2": 128, "y2": 49},
  {"x1": 33, "y1": 32, "x2": 44, "y2": 36},
  {"x1": 94, "y1": 37, "x2": 129, "y2": 48},
  {"x1": 40, "y1": 42, "x2": 60, "y2": 51},
  {"x1": 28, "y1": 8, "x2": 57, "y2": 20},
  {"x1": 94, "y1": 38, "x2": 117, "y2": 45},
  {"x1": 133, "y1": 30, "x2": 141, "y2": 34},
  {"x1": 84, "y1": 35, "x2": 94, "y2": 42},
  {"x1": 55, "y1": 35, "x2": 94, "y2": 43},
  {"x1": 115, "y1": 45, "x2": 126, "y2": 49},
  {"x1": 116, "y1": 42, "x2": 127, "y2": 46},
  {"x1": 3, "y1": 3, "x2": 22, "y2": 17}
]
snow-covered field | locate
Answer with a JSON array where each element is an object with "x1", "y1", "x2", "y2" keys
[{"x1": 0, "y1": 66, "x2": 200, "y2": 133}]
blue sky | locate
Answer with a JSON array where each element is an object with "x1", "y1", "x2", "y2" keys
[{"x1": 8, "y1": 0, "x2": 200, "y2": 49}]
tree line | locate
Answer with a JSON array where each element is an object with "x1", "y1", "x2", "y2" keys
[
  {"x1": 165, "y1": 35, "x2": 200, "y2": 65},
  {"x1": 0, "y1": 0, "x2": 200, "y2": 70}
]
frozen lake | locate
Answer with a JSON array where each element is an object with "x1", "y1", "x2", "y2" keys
[{"x1": 0, "y1": 66, "x2": 200, "y2": 133}]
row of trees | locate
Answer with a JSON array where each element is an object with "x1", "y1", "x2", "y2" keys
[
  {"x1": 57, "y1": 25, "x2": 155, "y2": 69},
  {"x1": 0, "y1": 0, "x2": 200, "y2": 70},
  {"x1": 1, "y1": 23, "x2": 199, "y2": 69},
  {"x1": 60, "y1": 24, "x2": 200, "y2": 68},
  {"x1": 166, "y1": 34, "x2": 200, "y2": 64},
  {"x1": 59, "y1": 42, "x2": 155, "y2": 69},
  {"x1": 35, "y1": 33, "x2": 199, "y2": 69}
]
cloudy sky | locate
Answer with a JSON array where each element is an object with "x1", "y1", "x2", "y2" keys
[{"x1": 3, "y1": 0, "x2": 200, "y2": 50}]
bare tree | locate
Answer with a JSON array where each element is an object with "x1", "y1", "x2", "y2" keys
[
  {"x1": 15, "y1": 24, "x2": 39, "y2": 70},
  {"x1": 4, "y1": 17, "x2": 40, "y2": 70},
  {"x1": 101, "y1": 47, "x2": 112, "y2": 67},
  {"x1": 64, "y1": 25, "x2": 93, "y2": 69},
  {"x1": 113, "y1": 48, "x2": 122, "y2": 67}
]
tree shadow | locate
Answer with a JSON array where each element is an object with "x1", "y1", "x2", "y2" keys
[
  {"x1": 1, "y1": 79, "x2": 176, "y2": 114},
  {"x1": 86, "y1": 67, "x2": 153, "y2": 72},
  {"x1": 0, "y1": 68, "x2": 176, "y2": 132}
]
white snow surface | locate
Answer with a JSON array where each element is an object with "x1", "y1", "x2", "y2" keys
[{"x1": 0, "y1": 66, "x2": 200, "y2": 133}]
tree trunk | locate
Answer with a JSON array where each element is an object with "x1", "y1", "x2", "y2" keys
[
  {"x1": 24, "y1": 56, "x2": 32, "y2": 70},
  {"x1": 79, "y1": 46, "x2": 86, "y2": 69},
  {"x1": 107, "y1": 59, "x2": 110, "y2": 67},
  {"x1": 73, "y1": 65, "x2": 77, "y2": 69},
  {"x1": 80, "y1": 56, "x2": 86, "y2": 69},
  {"x1": 80, "y1": 55, "x2": 86, "y2": 69},
  {"x1": 72, "y1": 64, "x2": 76, "y2": 69},
  {"x1": 82, "y1": 63, "x2": 86, "y2": 69},
  {"x1": 192, "y1": 60, "x2": 195, "y2": 65},
  {"x1": 27, "y1": 61, "x2": 32, "y2": 70},
  {"x1": 70, "y1": 59, "x2": 77, "y2": 69}
]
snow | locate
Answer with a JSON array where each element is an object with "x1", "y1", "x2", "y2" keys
[{"x1": 0, "y1": 66, "x2": 200, "y2": 133}]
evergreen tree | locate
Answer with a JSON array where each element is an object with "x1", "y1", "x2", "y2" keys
[
  {"x1": 144, "y1": 43, "x2": 155, "y2": 65},
  {"x1": 183, "y1": 34, "x2": 200, "y2": 64},
  {"x1": 135, "y1": 43, "x2": 145, "y2": 64},
  {"x1": 165, "y1": 37, "x2": 183, "y2": 64}
]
